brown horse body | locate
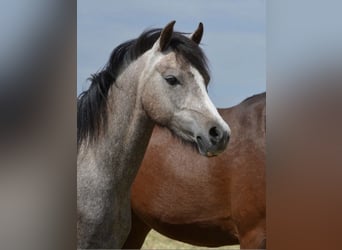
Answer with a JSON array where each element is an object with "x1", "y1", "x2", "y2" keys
[{"x1": 123, "y1": 92, "x2": 266, "y2": 249}]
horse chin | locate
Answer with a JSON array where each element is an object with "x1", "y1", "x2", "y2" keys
[
  {"x1": 196, "y1": 136, "x2": 219, "y2": 157},
  {"x1": 158, "y1": 125, "x2": 220, "y2": 157}
]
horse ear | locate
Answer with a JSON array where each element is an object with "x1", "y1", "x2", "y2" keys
[
  {"x1": 190, "y1": 22, "x2": 203, "y2": 45},
  {"x1": 158, "y1": 20, "x2": 176, "y2": 51}
]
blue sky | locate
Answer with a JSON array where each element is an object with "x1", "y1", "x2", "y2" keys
[{"x1": 77, "y1": 0, "x2": 265, "y2": 107}]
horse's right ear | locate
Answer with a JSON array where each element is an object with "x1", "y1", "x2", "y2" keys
[
  {"x1": 190, "y1": 22, "x2": 204, "y2": 44},
  {"x1": 157, "y1": 20, "x2": 176, "y2": 52}
]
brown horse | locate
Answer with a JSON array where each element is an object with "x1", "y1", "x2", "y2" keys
[{"x1": 123, "y1": 92, "x2": 266, "y2": 249}]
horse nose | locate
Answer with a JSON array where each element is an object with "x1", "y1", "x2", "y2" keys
[
  {"x1": 195, "y1": 125, "x2": 230, "y2": 157},
  {"x1": 208, "y1": 126, "x2": 230, "y2": 147}
]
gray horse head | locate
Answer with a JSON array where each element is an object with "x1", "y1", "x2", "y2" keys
[{"x1": 139, "y1": 21, "x2": 230, "y2": 156}]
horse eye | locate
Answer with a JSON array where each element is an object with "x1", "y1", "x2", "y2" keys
[{"x1": 164, "y1": 75, "x2": 180, "y2": 86}]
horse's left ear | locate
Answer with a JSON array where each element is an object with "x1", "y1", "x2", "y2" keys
[
  {"x1": 158, "y1": 20, "x2": 176, "y2": 51},
  {"x1": 190, "y1": 22, "x2": 203, "y2": 45}
]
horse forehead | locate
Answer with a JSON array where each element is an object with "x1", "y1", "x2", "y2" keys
[
  {"x1": 148, "y1": 51, "x2": 188, "y2": 71},
  {"x1": 147, "y1": 51, "x2": 203, "y2": 81},
  {"x1": 158, "y1": 52, "x2": 184, "y2": 68},
  {"x1": 190, "y1": 65, "x2": 205, "y2": 88}
]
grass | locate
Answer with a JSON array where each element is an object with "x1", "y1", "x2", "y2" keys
[{"x1": 141, "y1": 229, "x2": 240, "y2": 249}]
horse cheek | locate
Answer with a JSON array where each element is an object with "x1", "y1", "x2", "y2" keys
[{"x1": 141, "y1": 87, "x2": 172, "y2": 126}]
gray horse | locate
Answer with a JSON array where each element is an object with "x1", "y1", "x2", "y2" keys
[{"x1": 77, "y1": 21, "x2": 231, "y2": 249}]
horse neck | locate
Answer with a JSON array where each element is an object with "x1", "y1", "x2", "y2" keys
[
  {"x1": 79, "y1": 62, "x2": 154, "y2": 190},
  {"x1": 112, "y1": 69, "x2": 155, "y2": 183}
]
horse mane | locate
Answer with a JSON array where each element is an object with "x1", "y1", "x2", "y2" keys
[{"x1": 77, "y1": 28, "x2": 210, "y2": 147}]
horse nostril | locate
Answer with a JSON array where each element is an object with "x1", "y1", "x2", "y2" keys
[{"x1": 209, "y1": 126, "x2": 222, "y2": 145}]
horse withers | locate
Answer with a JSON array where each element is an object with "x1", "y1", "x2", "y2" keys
[
  {"x1": 77, "y1": 21, "x2": 230, "y2": 249},
  {"x1": 124, "y1": 93, "x2": 266, "y2": 249}
]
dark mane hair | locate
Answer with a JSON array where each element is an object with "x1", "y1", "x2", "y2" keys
[{"x1": 77, "y1": 28, "x2": 210, "y2": 147}]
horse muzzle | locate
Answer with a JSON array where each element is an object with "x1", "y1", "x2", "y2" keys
[{"x1": 196, "y1": 126, "x2": 230, "y2": 157}]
